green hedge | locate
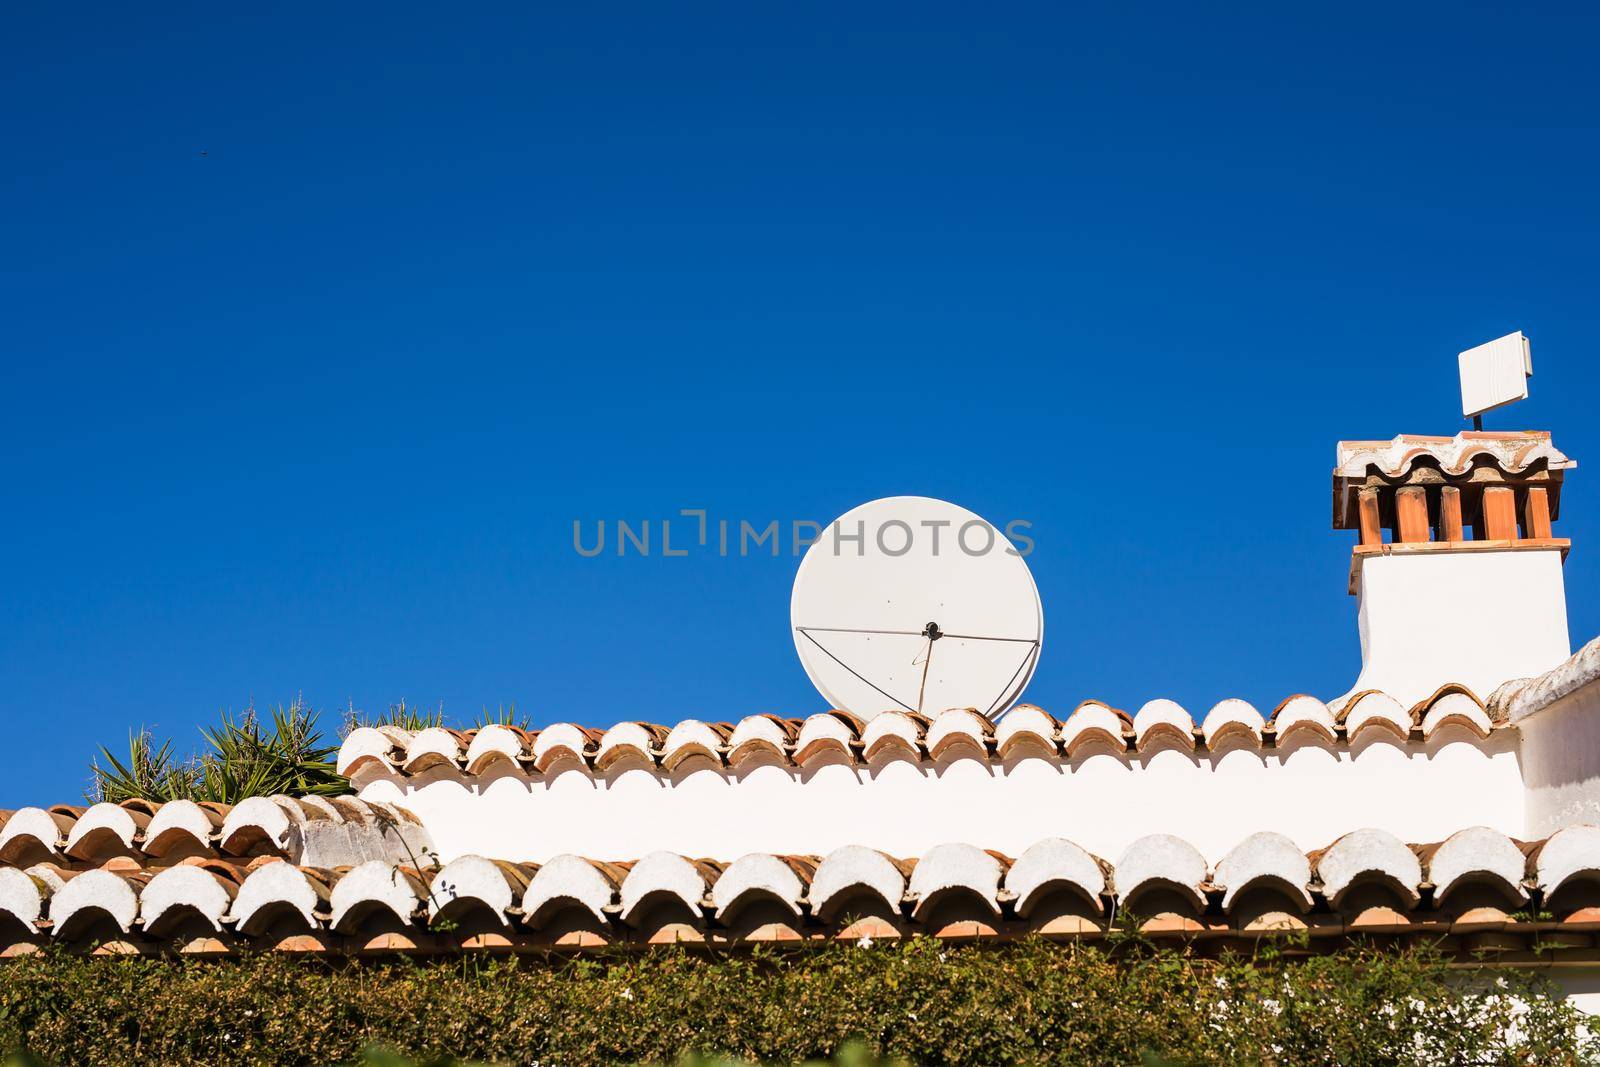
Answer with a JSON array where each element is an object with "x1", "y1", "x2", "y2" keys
[{"x1": 0, "y1": 938, "x2": 1591, "y2": 1065}]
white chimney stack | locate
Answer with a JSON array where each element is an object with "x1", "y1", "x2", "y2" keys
[{"x1": 1331, "y1": 432, "x2": 1576, "y2": 709}]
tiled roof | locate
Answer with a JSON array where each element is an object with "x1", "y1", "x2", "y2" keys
[
  {"x1": 1334, "y1": 431, "x2": 1575, "y2": 480},
  {"x1": 4, "y1": 826, "x2": 1600, "y2": 956},
  {"x1": 338, "y1": 689, "x2": 1507, "y2": 779},
  {"x1": 1494, "y1": 634, "x2": 1600, "y2": 724},
  {"x1": 0, "y1": 796, "x2": 431, "y2": 871}
]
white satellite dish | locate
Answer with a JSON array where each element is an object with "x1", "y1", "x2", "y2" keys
[{"x1": 790, "y1": 496, "x2": 1043, "y2": 720}]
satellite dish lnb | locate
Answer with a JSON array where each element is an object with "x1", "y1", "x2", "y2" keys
[
  {"x1": 790, "y1": 496, "x2": 1043, "y2": 720},
  {"x1": 1459, "y1": 331, "x2": 1532, "y2": 425}
]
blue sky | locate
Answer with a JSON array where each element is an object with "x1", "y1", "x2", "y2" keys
[{"x1": 4, "y1": 4, "x2": 1598, "y2": 805}]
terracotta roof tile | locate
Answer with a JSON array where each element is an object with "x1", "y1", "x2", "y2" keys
[
  {"x1": 3, "y1": 825, "x2": 1599, "y2": 955},
  {"x1": 1493, "y1": 634, "x2": 1600, "y2": 724},
  {"x1": 0, "y1": 797, "x2": 434, "y2": 875},
  {"x1": 338, "y1": 689, "x2": 1521, "y2": 783},
  {"x1": 1335, "y1": 431, "x2": 1574, "y2": 481}
]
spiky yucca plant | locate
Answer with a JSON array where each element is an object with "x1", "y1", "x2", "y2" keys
[
  {"x1": 194, "y1": 703, "x2": 347, "y2": 801},
  {"x1": 89, "y1": 732, "x2": 199, "y2": 803},
  {"x1": 342, "y1": 698, "x2": 446, "y2": 736},
  {"x1": 473, "y1": 704, "x2": 529, "y2": 730},
  {"x1": 91, "y1": 700, "x2": 347, "y2": 804}
]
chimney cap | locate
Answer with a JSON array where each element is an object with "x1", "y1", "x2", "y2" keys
[{"x1": 1333, "y1": 431, "x2": 1575, "y2": 529}]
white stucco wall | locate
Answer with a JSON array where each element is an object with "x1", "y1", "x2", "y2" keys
[
  {"x1": 355, "y1": 728, "x2": 1524, "y2": 865},
  {"x1": 1341, "y1": 548, "x2": 1570, "y2": 709},
  {"x1": 1552, "y1": 968, "x2": 1600, "y2": 1018},
  {"x1": 1517, "y1": 683, "x2": 1600, "y2": 839}
]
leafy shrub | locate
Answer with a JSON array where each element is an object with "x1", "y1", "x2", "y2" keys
[{"x1": 0, "y1": 938, "x2": 1591, "y2": 1065}]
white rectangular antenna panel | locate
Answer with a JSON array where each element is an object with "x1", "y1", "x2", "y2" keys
[{"x1": 1459, "y1": 331, "x2": 1532, "y2": 419}]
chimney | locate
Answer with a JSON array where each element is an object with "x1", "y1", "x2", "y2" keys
[{"x1": 1331, "y1": 432, "x2": 1576, "y2": 709}]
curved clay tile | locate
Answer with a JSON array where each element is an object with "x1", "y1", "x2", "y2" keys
[
  {"x1": 294, "y1": 796, "x2": 345, "y2": 824},
  {"x1": 0, "y1": 808, "x2": 68, "y2": 864},
  {"x1": 1200, "y1": 699, "x2": 1265, "y2": 750},
  {"x1": 1491, "y1": 635, "x2": 1600, "y2": 725},
  {"x1": 925, "y1": 709, "x2": 992, "y2": 762},
  {"x1": 219, "y1": 797, "x2": 297, "y2": 856},
  {"x1": 1334, "y1": 432, "x2": 1572, "y2": 480},
  {"x1": 860, "y1": 712, "x2": 925, "y2": 763},
  {"x1": 1268, "y1": 695, "x2": 1338, "y2": 745},
  {"x1": 661, "y1": 720, "x2": 730, "y2": 771},
  {"x1": 726, "y1": 715, "x2": 796, "y2": 765},
  {"x1": 463, "y1": 724, "x2": 530, "y2": 775},
  {"x1": 530, "y1": 723, "x2": 595, "y2": 771},
  {"x1": 49, "y1": 869, "x2": 139, "y2": 938},
  {"x1": 1341, "y1": 692, "x2": 1412, "y2": 741},
  {"x1": 520, "y1": 855, "x2": 620, "y2": 928},
  {"x1": 427, "y1": 855, "x2": 530, "y2": 926},
  {"x1": 23, "y1": 864, "x2": 70, "y2": 896},
  {"x1": 711, "y1": 852, "x2": 810, "y2": 921},
  {"x1": 1137, "y1": 913, "x2": 1209, "y2": 936},
  {"x1": 1212, "y1": 832, "x2": 1312, "y2": 911},
  {"x1": 1448, "y1": 905, "x2": 1514, "y2": 932},
  {"x1": 139, "y1": 865, "x2": 234, "y2": 936},
  {"x1": 907, "y1": 843, "x2": 1005, "y2": 920},
  {"x1": 1423, "y1": 826, "x2": 1527, "y2": 905},
  {"x1": 1410, "y1": 682, "x2": 1483, "y2": 713},
  {"x1": 327, "y1": 860, "x2": 425, "y2": 933},
  {"x1": 1485, "y1": 678, "x2": 1525, "y2": 724},
  {"x1": 278, "y1": 800, "x2": 435, "y2": 871},
  {"x1": 142, "y1": 799, "x2": 221, "y2": 858},
  {"x1": 1113, "y1": 834, "x2": 1209, "y2": 911},
  {"x1": 1418, "y1": 690, "x2": 1494, "y2": 739},
  {"x1": 1314, "y1": 828, "x2": 1423, "y2": 908},
  {"x1": 793, "y1": 712, "x2": 858, "y2": 765},
  {"x1": 62, "y1": 802, "x2": 144, "y2": 862},
  {"x1": 1131, "y1": 700, "x2": 1195, "y2": 752},
  {"x1": 228, "y1": 860, "x2": 325, "y2": 936},
  {"x1": 336, "y1": 796, "x2": 404, "y2": 828},
  {"x1": 1329, "y1": 690, "x2": 1378, "y2": 725},
  {"x1": 401, "y1": 727, "x2": 467, "y2": 774},
  {"x1": 0, "y1": 867, "x2": 45, "y2": 931},
  {"x1": 1002, "y1": 837, "x2": 1106, "y2": 917},
  {"x1": 595, "y1": 722, "x2": 665, "y2": 772},
  {"x1": 993, "y1": 705, "x2": 1059, "y2": 760},
  {"x1": 617, "y1": 851, "x2": 718, "y2": 926},
  {"x1": 1531, "y1": 824, "x2": 1600, "y2": 899},
  {"x1": 364, "y1": 799, "x2": 424, "y2": 827},
  {"x1": 372, "y1": 725, "x2": 416, "y2": 749},
  {"x1": 337, "y1": 727, "x2": 401, "y2": 776},
  {"x1": 809, "y1": 845, "x2": 908, "y2": 921},
  {"x1": 1060, "y1": 702, "x2": 1129, "y2": 755},
  {"x1": 179, "y1": 856, "x2": 250, "y2": 886}
]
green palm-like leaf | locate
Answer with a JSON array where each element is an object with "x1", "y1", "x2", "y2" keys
[
  {"x1": 88, "y1": 701, "x2": 348, "y2": 805},
  {"x1": 345, "y1": 698, "x2": 445, "y2": 735},
  {"x1": 91, "y1": 730, "x2": 201, "y2": 803}
]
